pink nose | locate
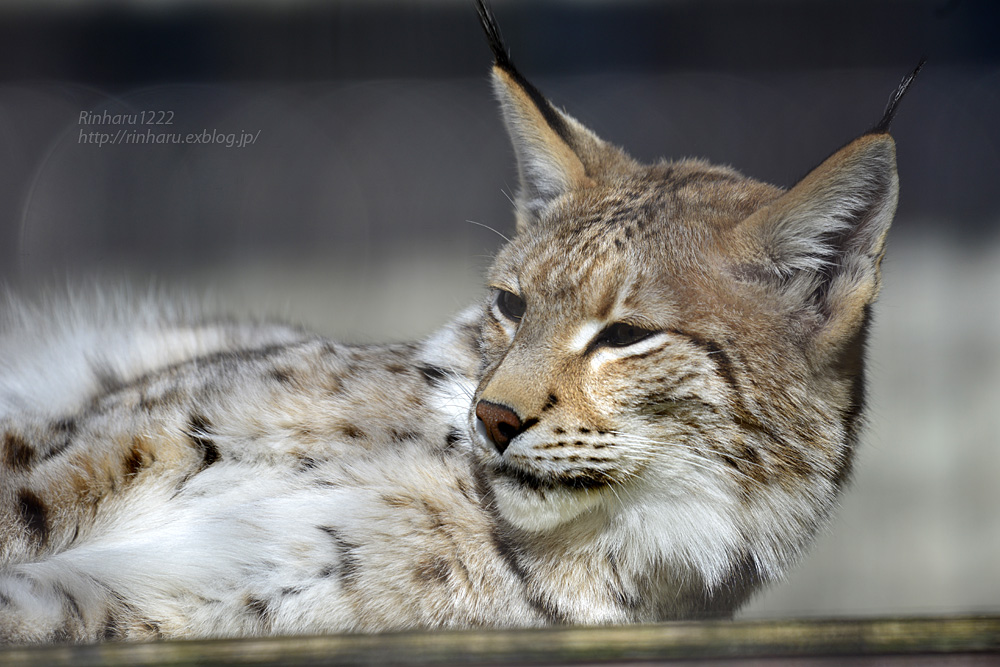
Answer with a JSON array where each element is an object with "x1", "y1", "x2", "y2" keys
[{"x1": 475, "y1": 400, "x2": 523, "y2": 454}]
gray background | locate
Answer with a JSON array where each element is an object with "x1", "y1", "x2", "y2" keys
[{"x1": 1, "y1": 0, "x2": 998, "y2": 619}]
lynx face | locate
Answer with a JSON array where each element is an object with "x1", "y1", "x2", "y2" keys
[
  {"x1": 472, "y1": 167, "x2": 782, "y2": 534},
  {"x1": 470, "y1": 5, "x2": 911, "y2": 586}
]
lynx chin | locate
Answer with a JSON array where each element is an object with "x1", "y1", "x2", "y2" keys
[{"x1": 0, "y1": 1, "x2": 920, "y2": 644}]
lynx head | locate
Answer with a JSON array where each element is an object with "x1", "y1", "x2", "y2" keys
[{"x1": 469, "y1": 2, "x2": 919, "y2": 601}]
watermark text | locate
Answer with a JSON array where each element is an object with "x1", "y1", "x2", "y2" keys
[
  {"x1": 78, "y1": 127, "x2": 260, "y2": 149},
  {"x1": 78, "y1": 109, "x2": 259, "y2": 148}
]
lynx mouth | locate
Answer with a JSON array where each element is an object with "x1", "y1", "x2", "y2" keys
[{"x1": 492, "y1": 459, "x2": 615, "y2": 491}]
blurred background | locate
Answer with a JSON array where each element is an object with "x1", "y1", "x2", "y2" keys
[{"x1": 0, "y1": 0, "x2": 997, "y2": 620}]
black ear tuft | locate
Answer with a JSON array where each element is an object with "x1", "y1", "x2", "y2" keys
[
  {"x1": 475, "y1": 0, "x2": 575, "y2": 150},
  {"x1": 475, "y1": 0, "x2": 513, "y2": 71},
  {"x1": 869, "y1": 58, "x2": 926, "y2": 135}
]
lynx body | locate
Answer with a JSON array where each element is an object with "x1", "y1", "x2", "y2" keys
[{"x1": 0, "y1": 3, "x2": 915, "y2": 643}]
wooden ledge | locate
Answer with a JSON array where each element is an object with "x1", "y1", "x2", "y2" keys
[{"x1": 2, "y1": 615, "x2": 999, "y2": 666}]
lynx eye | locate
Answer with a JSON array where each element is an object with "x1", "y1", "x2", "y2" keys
[
  {"x1": 495, "y1": 290, "x2": 526, "y2": 322},
  {"x1": 597, "y1": 322, "x2": 657, "y2": 348}
]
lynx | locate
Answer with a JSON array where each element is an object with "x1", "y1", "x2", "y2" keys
[{"x1": 0, "y1": 2, "x2": 918, "y2": 644}]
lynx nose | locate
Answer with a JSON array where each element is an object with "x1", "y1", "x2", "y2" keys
[{"x1": 475, "y1": 400, "x2": 523, "y2": 454}]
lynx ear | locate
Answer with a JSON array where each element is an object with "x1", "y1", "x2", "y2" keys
[
  {"x1": 733, "y1": 134, "x2": 899, "y2": 353},
  {"x1": 476, "y1": 0, "x2": 616, "y2": 230}
]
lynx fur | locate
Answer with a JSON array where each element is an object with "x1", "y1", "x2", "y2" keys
[{"x1": 0, "y1": 2, "x2": 918, "y2": 643}]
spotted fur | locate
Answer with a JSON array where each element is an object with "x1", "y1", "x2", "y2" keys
[{"x1": 0, "y1": 3, "x2": 915, "y2": 644}]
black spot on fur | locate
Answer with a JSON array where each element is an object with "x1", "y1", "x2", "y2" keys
[
  {"x1": 52, "y1": 417, "x2": 77, "y2": 435},
  {"x1": 123, "y1": 443, "x2": 146, "y2": 478},
  {"x1": 740, "y1": 444, "x2": 763, "y2": 468},
  {"x1": 185, "y1": 414, "x2": 220, "y2": 468},
  {"x1": 3, "y1": 432, "x2": 35, "y2": 471},
  {"x1": 419, "y1": 499, "x2": 447, "y2": 531},
  {"x1": 268, "y1": 368, "x2": 294, "y2": 385},
  {"x1": 444, "y1": 428, "x2": 462, "y2": 452},
  {"x1": 40, "y1": 437, "x2": 73, "y2": 462},
  {"x1": 40, "y1": 417, "x2": 78, "y2": 461},
  {"x1": 93, "y1": 365, "x2": 125, "y2": 395},
  {"x1": 541, "y1": 394, "x2": 559, "y2": 412},
  {"x1": 415, "y1": 557, "x2": 452, "y2": 585},
  {"x1": 339, "y1": 425, "x2": 365, "y2": 440},
  {"x1": 245, "y1": 596, "x2": 271, "y2": 623},
  {"x1": 102, "y1": 612, "x2": 121, "y2": 640},
  {"x1": 418, "y1": 364, "x2": 448, "y2": 386},
  {"x1": 140, "y1": 620, "x2": 163, "y2": 639},
  {"x1": 297, "y1": 455, "x2": 319, "y2": 472},
  {"x1": 317, "y1": 526, "x2": 361, "y2": 586},
  {"x1": 17, "y1": 489, "x2": 49, "y2": 546},
  {"x1": 323, "y1": 375, "x2": 344, "y2": 396},
  {"x1": 381, "y1": 494, "x2": 410, "y2": 509},
  {"x1": 390, "y1": 429, "x2": 420, "y2": 443},
  {"x1": 610, "y1": 586, "x2": 643, "y2": 611}
]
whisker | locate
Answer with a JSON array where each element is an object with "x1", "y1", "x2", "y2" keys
[
  {"x1": 429, "y1": 364, "x2": 476, "y2": 401},
  {"x1": 466, "y1": 219, "x2": 511, "y2": 243},
  {"x1": 609, "y1": 430, "x2": 769, "y2": 471},
  {"x1": 609, "y1": 431, "x2": 767, "y2": 489}
]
